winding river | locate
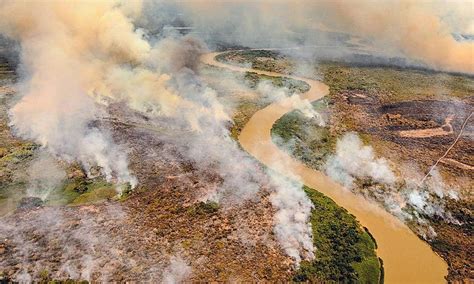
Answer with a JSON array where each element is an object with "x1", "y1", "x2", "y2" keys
[{"x1": 201, "y1": 51, "x2": 448, "y2": 283}]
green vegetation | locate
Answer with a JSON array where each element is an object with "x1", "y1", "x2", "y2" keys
[
  {"x1": 217, "y1": 49, "x2": 474, "y2": 104},
  {"x1": 216, "y1": 49, "x2": 283, "y2": 62},
  {"x1": 67, "y1": 180, "x2": 116, "y2": 205},
  {"x1": 1, "y1": 268, "x2": 89, "y2": 284},
  {"x1": 244, "y1": 72, "x2": 310, "y2": 93},
  {"x1": 294, "y1": 186, "x2": 381, "y2": 283},
  {"x1": 0, "y1": 143, "x2": 38, "y2": 165},
  {"x1": 319, "y1": 62, "x2": 474, "y2": 102},
  {"x1": 0, "y1": 142, "x2": 40, "y2": 215},
  {"x1": 271, "y1": 100, "x2": 334, "y2": 170},
  {"x1": 216, "y1": 50, "x2": 294, "y2": 73},
  {"x1": 187, "y1": 200, "x2": 219, "y2": 216},
  {"x1": 32, "y1": 268, "x2": 90, "y2": 284},
  {"x1": 39, "y1": 179, "x2": 107, "y2": 206},
  {"x1": 0, "y1": 173, "x2": 118, "y2": 213},
  {"x1": 39, "y1": 269, "x2": 50, "y2": 282}
]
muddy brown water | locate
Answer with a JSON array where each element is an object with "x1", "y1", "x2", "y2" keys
[{"x1": 201, "y1": 51, "x2": 448, "y2": 283}]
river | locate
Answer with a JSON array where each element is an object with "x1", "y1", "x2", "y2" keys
[{"x1": 201, "y1": 51, "x2": 448, "y2": 284}]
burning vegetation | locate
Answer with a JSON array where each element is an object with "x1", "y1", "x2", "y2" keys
[
  {"x1": 242, "y1": 51, "x2": 473, "y2": 281},
  {"x1": 0, "y1": 0, "x2": 473, "y2": 282}
]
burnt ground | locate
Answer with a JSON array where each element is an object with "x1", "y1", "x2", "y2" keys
[
  {"x1": 330, "y1": 91, "x2": 473, "y2": 281},
  {"x1": 0, "y1": 76, "x2": 292, "y2": 281},
  {"x1": 0, "y1": 115, "x2": 292, "y2": 282},
  {"x1": 335, "y1": 92, "x2": 474, "y2": 186},
  {"x1": 378, "y1": 100, "x2": 474, "y2": 183}
]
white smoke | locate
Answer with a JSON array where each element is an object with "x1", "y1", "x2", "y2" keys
[
  {"x1": 423, "y1": 169, "x2": 459, "y2": 200},
  {"x1": 15, "y1": 270, "x2": 32, "y2": 283},
  {"x1": 166, "y1": 0, "x2": 474, "y2": 74},
  {"x1": 26, "y1": 152, "x2": 66, "y2": 201},
  {"x1": 268, "y1": 171, "x2": 314, "y2": 265},
  {"x1": 325, "y1": 132, "x2": 396, "y2": 188},
  {"x1": 0, "y1": 0, "x2": 317, "y2": 266},
  {"x1": 0, "y1": 1, "x2": 143, "y2": 190},
  {"x1": 324, "y1": 132, "x2": 460, "y2": 237},
  {"x1": 257, "y1": 81, "x2": 325, "y2": 125},
  {"x1": 388, "y1": 169, "x2": 459, "y2": 224},
  {"x1": 0, "y1": 204, "x2": 144, "y2": 282},
  {"x1": 161, "y1": 256, "x2": 192, "y2": 284}
]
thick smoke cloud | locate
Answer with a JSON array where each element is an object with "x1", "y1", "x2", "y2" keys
[
  {"x1": 151, "y1": 0, "x2": 473, "y2": 74},
  {"x1": 318, "y1": 0, "x2": 474, "y2": 73},
  {"x1": 0, "y1": 0, "x2": 145, "y2": 189},
  {"x1": 0, "y1": 0, "x2": 315, "y2": 265}
]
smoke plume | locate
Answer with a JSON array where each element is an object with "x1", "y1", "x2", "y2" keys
[
  {"x1": 26, "y1": 152, "x2": 66, "y2": 201},
  {"x1": 0, "y1": 0, "x2": 316, "y2": 265},
  {"x1": 161, "y1": 256, "x2": 192, "y2": 284},
  {"x1": 325, "y1": 132, "x2": 460, "y2": 238},
  {"x1": 316, "y1": 0, "x2": 474, "y2": 73},
  {"x1": 325, "y1": 132, "x2": 396, "y2": 188},
  {"x1": 0, "y1": 0, "x2": 143, "y2": 189},
  {"x1": 268, "y1": 171, "x2": 314, "y2": 264},
  {"x1": 160, "y1": 0, "x2": 473, "y2": 74},
  {"x1": 257, "y1": 81, "x2": 325, "y2": 125}
]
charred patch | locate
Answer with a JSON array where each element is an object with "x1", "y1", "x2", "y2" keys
[{"x1": 378, "y1": 100, "x2": 471, "y2": 129}]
